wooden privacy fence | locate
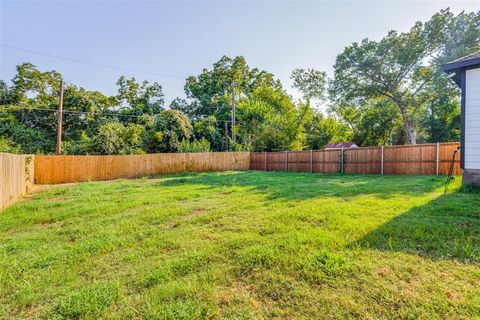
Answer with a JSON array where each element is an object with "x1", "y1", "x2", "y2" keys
[
  {"x1": 0, "y1": 153, "x2": 34, "y2": 210},
  {"x1": 34, "y1": 152, "x2": 250, "y2": 184},
  {"x1": 250, "y1": 142, "x2": 461, "y2": 176},
  {"x1": 0, "y1": 143, "x2": 463, "y2": 210}
]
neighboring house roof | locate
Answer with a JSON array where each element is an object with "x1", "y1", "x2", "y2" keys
[
  {"x1": 325, "y1": 142, "x2": 358, "y2": 149},
  {"x1": 443, "y1": 51, "x2": 480, "y2": 86}
]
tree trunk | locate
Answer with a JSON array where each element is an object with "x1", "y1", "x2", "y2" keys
[
  {"x1": 405, "y1": 119, "x2": 416, "y2": 145},
  {"x1": 400, "y1": 108, "x2": 416, "y2": 145}
]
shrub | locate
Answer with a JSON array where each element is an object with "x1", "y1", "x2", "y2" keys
[{"x1": 177, "y1": 138, "x2": 211, "y2": 153}]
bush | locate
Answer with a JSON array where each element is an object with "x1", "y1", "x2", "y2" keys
[
  {"x1": 0, "y1": 137, "x2": 22, "y2": 153},
  {"x1": 177, "y1": 138, "x2": 211, "y2": 153}
]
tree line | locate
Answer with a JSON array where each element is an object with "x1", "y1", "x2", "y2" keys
[{"x1": 1, "y1": 9, "x2": 478, "y2": 155}]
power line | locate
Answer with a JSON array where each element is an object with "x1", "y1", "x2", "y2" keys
[
  {"x1": 1, "y1": 44, "x2": 247, "y2": 113},
  {"x1": 1, "y1": 106, "x2": 145, "y2": 118},
  {"x1": 0, "y1": 106, "x2": 242, "y2": 123},
  {"x1": 1, "y1": 44, "x2": 187, "y2": 79}
]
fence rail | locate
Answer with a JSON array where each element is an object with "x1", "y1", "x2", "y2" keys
[
  {"x1": 250, "y1": 143, "x2": 461, "y2": 176},
  {"x1": 34, "y1": 152, "x2": 250, "y2": 184},
  {"x1": 0, "y1": 153, "x2": 34, "y2": 210}
]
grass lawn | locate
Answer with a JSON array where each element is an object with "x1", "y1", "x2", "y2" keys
[{"x1": 0, "y1": 171, "x2": 479, "y2": 319}]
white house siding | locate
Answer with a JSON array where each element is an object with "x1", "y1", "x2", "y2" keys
[{"x1": 465, "y1": 68, "x2": 480, "y2": 169}]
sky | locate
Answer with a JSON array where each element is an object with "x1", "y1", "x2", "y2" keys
[{"x1": 1, "y1": 1, "x2": 479, "y2": 105}]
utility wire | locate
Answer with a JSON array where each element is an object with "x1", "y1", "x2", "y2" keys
[
  {"x1": 1, "y1": 106, "x2": 144, "y2": 118},
  {"x1": 1, "y1": 44, "x2": 242, "y2": 112},
  {"x1": 1, "y1": 44, "x2": 187, "y2": 79},
  {"x1": 0, "y1": 106, "x2": 240, "y2": 123}
]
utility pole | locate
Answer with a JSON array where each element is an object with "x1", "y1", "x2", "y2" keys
[
  {"x1": 224, "y1": 121, "x2": 229, "y2": 151},
  {"x1": 231, "y1": 81, "x2": 236, "y2": 143},
  {"x1": 56, "y1": 80, "x2": 64, "y2": 155}
]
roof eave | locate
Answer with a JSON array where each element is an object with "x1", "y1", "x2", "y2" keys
[
  {"x1": 442, "y1": 58, "x2": 480, "y2": 87},
  {"x1": 442, "y1": 57, "x2": 480, "y2": 73}
]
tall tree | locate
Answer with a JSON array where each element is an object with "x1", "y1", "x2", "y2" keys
[
  {"x1": 331, "y1": 10, "x2": 451, "y2": 144},
  {"x1": 1, "y1": 63, "x2": 64, "y2": 153},
  {"x1": 184, "y1": 56, "x2": 281, "y2": 118},
  {"x1": 419, "y1": 10, "x2": 480, "y2": 142},
  {"x1": 182, "y1": 55, "x2": 283, "y2": 150}
]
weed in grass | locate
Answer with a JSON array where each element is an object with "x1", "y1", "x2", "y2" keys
[
  {"x1": 238, "y1": 245, "x2": 279, "y2": 274},
  {"x1": 296, "y1": 249, "x2": 349, "y2": 283},
  {"x1": 53, "y1": 282, "x2": 121, "y2": 319}
]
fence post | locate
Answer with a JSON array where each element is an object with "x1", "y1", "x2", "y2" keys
[
  {"x1": 285, "y1": 151, "x2": 288, "y2": 171},
  {"x1": 341, "y1": 147, "x2": 344, "y2": 174},
  {"x1": 264, "y1": 151, "x2": 267, "y2": 171},
  {"x1": 436, "y1": 142, "x2": 440, "y2": 175},
  {"x1": 381, "y1": 146, "x2": 384, "y2": 175},
  {"x1": 310, "y1": 150, "x2": 313, "y2": 173}
]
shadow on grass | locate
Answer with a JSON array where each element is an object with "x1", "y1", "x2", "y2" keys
[
  {"x1": 156, "y1": 170, "x2": 446, "y2": 202},
  {"x1": 355, "y1": 190, "x2": 480, "y2": 262}
]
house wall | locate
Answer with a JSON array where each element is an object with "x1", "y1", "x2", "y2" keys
[{"x1": 465, "y1": 68, "x2": 480, "y2": 170}]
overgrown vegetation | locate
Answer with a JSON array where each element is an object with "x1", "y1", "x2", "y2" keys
[
  {"x1": 0, "y1": 9, "x2": 478, "y2": 154},
  {"x1": 0, "y1": 172, "x2": 479, "y2": 319}
]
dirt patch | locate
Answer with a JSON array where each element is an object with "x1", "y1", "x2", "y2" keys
[
  {"x1": 445, "y1": 289, "x2": 462, "y2": 300},
  {"x1": 38, "y1": 220, "x2": 55, "y2": 228},
  {"x1": 377, "y1": 266, "x2": 389, "y2": 276},
  {"x1": 190, "y1": 208, "x2": 209, "y2": 215},
  {"x1": 166, "y1": 208, "x2": 210, "y2": 229},
  {"x1": 22, "y1": 304, "x2": 44, "y2": 318}
]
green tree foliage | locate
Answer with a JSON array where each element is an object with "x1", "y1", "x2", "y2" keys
[
  {"x1": 335, "y1": 99, "x2": 400, "y2": 146},
  {"x1": 177, "y1": 138, "x2": 211, "y2": 153},
  {"x1": 1, "y1": 64, "x2": 63, "y2": 153},
  {"x1": 146, "y1": 110, "x2": 193, "y2": 153},
  {"x1": 169, "y1": 97, "x2": 198, "y2": 120},
  {"x1": 289, "y1": 69, "x2": 349, "y2": 149},
  {"x1": 184, "y1": 56, "x2": 281, "y2": 118},
  {"x1": 180, "y1": 55, "x2": 285, "y2": 151},
  {"x1": 301, "y1": 105, "x2": 352, "y2": 149},
  {"x1": 417, "y1": 10, "x2": 480, "y2": 143},
  {"x1": 116, "y1": 76, "x2": 164, "y2": 118},
  {"x1": 92, "y1": 122, "x2": 144, "y2": 155},
  {"x1": 237, "y1": 86, "x2": 306, "y2": 151},
  {"x1": 193, "y1": 115, "x2": 224, "y2": 151},
  {"x1": 0, "y1": 64, "x2": 181, "y2": 155},
  {"x1": 291, "y1": 68, "x2": 327, "y2": 102},
  {"x1": 330, "y1": 9, "x2": 479, "y2": 145},
  {"x1": 331, "y1": 11, "x2": 450, "y2": 144},
  {"x1": 0, "y1": 136, "x2": 21, "y2": 153}
]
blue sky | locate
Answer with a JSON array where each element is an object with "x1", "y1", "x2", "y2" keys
[{"x1": 1, "y1": 1, "x2": 479, "y2": 105}]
